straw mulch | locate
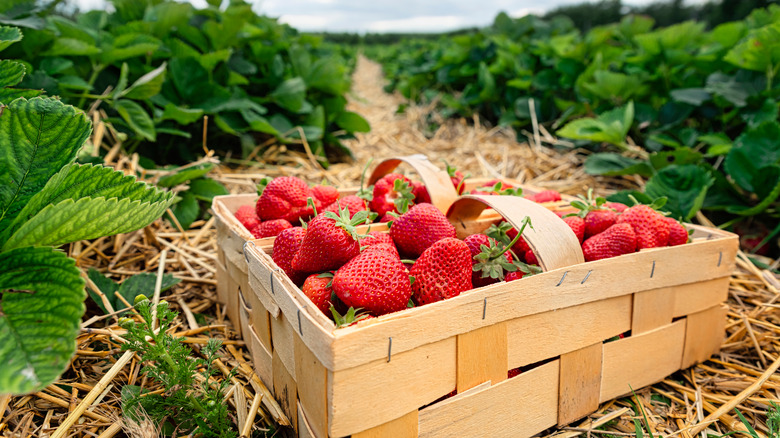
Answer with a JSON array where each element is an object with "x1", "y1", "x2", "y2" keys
[{"x1": 1, "y1": 56, "x2": 778, "y2": 438}]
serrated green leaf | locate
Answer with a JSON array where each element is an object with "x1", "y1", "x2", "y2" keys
[
  {"x1": 335, "y1": 111, "x2": 370, "y2": 133},
  {"x1": 0, "y1": 59, "x2": 25, "y2": 88},
  {"x1": 121, "y1": 62, "x2": 166, "y2": 100},
  {"x1": 114, "y1": 99, "x2": 156, "y2": 141},
  {"x1": 0, "y1": 97, "x2": 91, "y2": 237},
  {"x1": 724, "y1": 121, "x2": 780, "y2": 192},
  {"x1": 670, "y1": 88, "x2": 710, "y2": 106},
  {"x1": 0, "y1": 25, "x2": 22, "y2": 52},
  {"x1": 169, "y1": 190, "x2": 199, "y2": 230},
  {"x1": 188, "y1": 177, "x2": 228, "y2": 202},
  {"x1": 100, "y1": 33, "x2": 161, "y2": 64},
  {"x1": 724, "y1": 21, "x2": 780, "y2": 73},
  {"x1": 160, "y1": 103, "x2": 203, "y2": 125},
  {"x1": 3, "y1": 191, "x2": 174, "y2": 250},
  {"x1": 584, "y1": 153, "x2": 654, "y2": 177},
  {"x1": 157, "y1": 163, "x2": 215, "y2": 188},
  {"x1": 0, "y1": 87, "x2": 42, "y2": 104},
  {"x1": 43, "y1": 37, "x2": 100, "y2": 56},
  {"x1": 271, "y1": 77, "x2": 306, "y2": 113},
  {"x1": 727, "y1": 166, "x2": 780, "y2": 216},
  {"x1": 645, "y1": 165, "x2": 714, "y2": 221},
  {"x1": 0, "y1": 246, "x2": 85, "y2": 395}
]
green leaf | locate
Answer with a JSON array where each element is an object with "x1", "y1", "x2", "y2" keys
[
  {"x1": 705, "y1": 73, "x2": 751, "y2": 107},
  {"x1": 43, "y1": 37, "x2": 100, "y2": 56},
  {"x1": 157, "y1": 163, "x2": 215, "y2": 188},
  {"x1": 670, "y1": 88, "x2": 710, "y2": 106},
  {"x1": 86, "y1": 268, "x2": 118, "y2": 313},
  {"x1": 160, "y1": 104, "x2": 203, "y2": 125},
  {"x1": 556, "y1": 102, "x2": 633, "y2": 147},
  {"x1": 724, "y1": 21, "x2": 780, "y2": 73},
  {"x1": 335, "y1": 111, "x2": 370, "y2": 133},
  {"x1": 169, "y1": 57, "x2": 210, "y2": 105},
  {"x1": 169, "y1": 191, "x2": 199, "y2": 230},
  {"x1": 112, "y1": 62, "x2": 129, "y2": 99},
  {"x1": 724, "y1": 121, "x2": 780, "y2": 192},
  {"x1": 0, "y1": 25, "x2": 22, "y2": 52},
  {"x1": 121, "y1": 62, "x2": 166, "y2": 100},
  {"x1": 742, "y1": 98, "x2": 779, "y2": 128},
  {"x1": 606, "y1": 190, "x2": 654, "y2": 206},
  {"x1": 100, "y1": 33, "x2": 161, "y2": 64},
  {"x1": 0, "y1": 97, "x2": 91, "y2": 237},
  {"x1": 0, "y1": 246, "x2": 84, "y2": 395},
  {"x1": 116, "y1": 273, "x2": 180, "y2": 311},
  {"x1": 114, "y1": 100, "x2": 156, "y2": 141},
  {"x1": 727, "y1": 165, "x2": 780, "y2": 216},
  {"x1": 0, "y1": 59, "x2": 25, "y2": 88},
  {"x1": 271, "y1": 77, "x2": 306, "y2": 113},
  {"x1": 188, "y1": 177, "x2": 228, "y2": 202},
  {"x1": 584, "y1": 153, "x2": 654, "y2": 177},
  {"x1": 645, "y1": 165, "x2": 714, "y2": 221}
]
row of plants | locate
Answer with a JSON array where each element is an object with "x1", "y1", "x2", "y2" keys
[
  {"x1": 366, "y1": 7, "x2": 780, "y2": 256},
  {"x1": 1, "y1": 0, "x2": 368, "y2": 166}
]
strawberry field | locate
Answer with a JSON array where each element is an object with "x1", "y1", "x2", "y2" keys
[{"x1": 1, "y1": 0, "x2": 780, "y2": 437}]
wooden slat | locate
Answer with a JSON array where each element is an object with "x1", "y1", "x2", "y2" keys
[
  {"x1": 507, "y1": 295, "x2": 631, "y2": 369},
  {"x1": 672, "y1": 277, "x2": 730, "y2": 317},
  {"x1": 297, "y1": 401, "x2": 317, "y2": 438},
  {"x1": 248, "y1": 265, "x2": 281, "y2": 318},
  {"x1": 632, "y1": 287, "x2": 674, "y2": 335},
  {"x1": 330, "y1": 234, "x2": 736, "y2": 372},
  {"x1": 367, "y1": 155, "x2": 459, "y2": 214},
  {"x1": 213, "y1": 194, "x2": 257, "y2": 253},
  {"x1": 352, "y1": 411, "x2": 419, "y2": 438},
  {"x1": 270, "y1": 312, "x2": 296, "y2": 381},
  {"x1": 215, "y1": 260, "x2": 228, "y2": 306},
  {"x1": 682, "y1": 305, "x2": 727, "y2": 369},
  {"x1": 294, "y1": 334, "x2": 328, "y2": 438},
  {"x1": 243, "y1": 280, "x2": 272, "y2": 351},
  {"x1": 456, "y1": 323, "x2": 507, "y2": 392},
  {"x1": 273, "y1": 349, "x2": 298, "y2": 433},
  {"x1": 247, "y1": 324, "x2": 273, "y2": 391},
  {"x1": 239, "y1": 289, "x2": 251, "y2": 340},
  {"x1": 418, "y1": 360, "x2": 559, "y2": 438},
  {"x1": 328, "y1": 337, "x2": 456, "y2": 437},
  {"x1": 601, "y1": 320, "x2": 686, "y2": 402},
  {"x1": 224, "y1": 272, "x2": 241, "y2": 335},
  {"x1": 558, "y1": 343, "x2": 602, "y2": 426}
]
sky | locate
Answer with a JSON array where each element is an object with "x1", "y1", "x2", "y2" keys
[{"x1": 72, "y1": 0, "x2": 695, "y2": 33}]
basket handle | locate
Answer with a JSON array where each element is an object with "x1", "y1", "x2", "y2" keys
[
  {"x1": 447, "y1": 194, "x2": 584, "y2": 272},
  {"x1": 367, "y1": 155, "x2": 459, "y2": 214}
]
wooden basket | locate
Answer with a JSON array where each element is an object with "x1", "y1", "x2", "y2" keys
[{"x1": 239, "y1": 194, "x2": 738, "y2": 437}]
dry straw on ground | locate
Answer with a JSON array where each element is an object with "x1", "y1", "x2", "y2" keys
[{"x1": 1, "y1": 57, "x2": 778, "y2": 437}]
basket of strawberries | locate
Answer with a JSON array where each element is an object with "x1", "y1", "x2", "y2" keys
[{"x1": 231, "y1": 169, "x2": 737, "y2": 437}]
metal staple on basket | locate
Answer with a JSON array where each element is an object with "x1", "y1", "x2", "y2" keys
[
  {"x1": 242, "y1": 240, "x2": 255, "y2": 264},
  {"x1": 387, "y1": 337, "x2": 393, "y2": 362},
  {"x1": 482, "y1": 298, "x2": 487, "y2": 320},
  {"x1": 297, "y1": 306, "x2": 306, "y2": 335},
  {"x1": 556, "y1": 271, "x2": 568, "y2": 287},
  {"x1": 651, "y1": 260, "x2": 656, "y2": 278},
  {"x1": 581, "y1": 270, "x2": 592, "y2": 284},
  {"x1": 269, "y1": 268, "x2": 280, "y2": 295}
]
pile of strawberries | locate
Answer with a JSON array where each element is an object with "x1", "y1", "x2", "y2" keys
[{"x1": 231, "y1": 171, "x2": 691, "y2": 327}]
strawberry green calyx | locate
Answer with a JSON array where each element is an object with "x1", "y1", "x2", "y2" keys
[
  {"x1": 330, "y1": 305, "x2": 370, "y2": 328},
  {"x1": 569, "y1": 188, "x2": 609, "y2": 218},
  {"x1": 392, "y1": 178, "x2": 416, "y2": 214},
  {"x1": 485, "y1": 221, "x2": 514, "y2": 245},
  {"x1": 322, "y1": 204, "x2": 371, "y2": 242},
  {"x1": 317, "y1": 271, "x2": 334, "y2": 287},
  {"x1": 256, "y1": 177, "x2": 271, "y2": 196},
  {"x1": 475, "y1": 181, "x2": 522, "y2": 196},
  {"x1": 627, "y1": 193, "x2": 668, "y2": 211},
  {"x1": 300, "y1": 197, "x2": 320, "y2": 229},
  {"x1": 475, "y1": 217, "x2": 535, "y2": 280},
  {"x1": 356, "y1": 159, "x2": 374, "y2": 202}
]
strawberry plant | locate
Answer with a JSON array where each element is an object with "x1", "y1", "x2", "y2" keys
[{"x1": 0, "y1": 27, "x2": 174, "y2": 395}]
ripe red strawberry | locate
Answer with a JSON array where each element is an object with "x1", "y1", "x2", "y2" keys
[
  {"x1": 464, "y1": 234, "x2": 511, "y2": 288},
  {"x1": 526, "y1": 190, "x2": 561, "y2": 203},
  {"x1": 505, "y1": 271, "x2": 525, "y2": 282},
  {"x1": 445, "y1": 161, "x2": 468, "y2": 194},
  {"x1": 524, "y1": 249, "x2": 538, "y2": 265},
  {"x1": 332, "y1": 249, "x2": 412, "y2": 315},
  {"x1": 361, "y1": 231, "x2": 397, "y2": 255},
  {"x1": 272, "y1": 227, "x2": 307, "y2": 285},
  {"x1": 410, "y1": 238, "x2": 472, "y2": 305},
  {"x1": 256, "y1": 176, "x2": 320, "y2": 224},
  {"x1": 604, "y1": 201, "x2": 628, "y2": 212},
  {"x1": 235, "y1": 204, "x2": 260, "y2": 231},
  {"x1": 582, "y1": 223, "x2": 637, "y2": 262},
  {"x1": 301, "y1": 273, "x2": 334, "y2": 315},
  {"x1": 251, "y1": 219, "x2": 292, "y2": 238},
  {"x1": 505, "y1": 226, "x2": 531, "y2": 260},
  {"x1": 324, "y1": 195, "x2": 368, "y2": 219},
  {"x1": 563, "y1": 215, "x2": 585, "y2": 243},
  {"x1": 369, "y1": 173, "x2": 414, "y2": 218},
  {"x1": 665, "y1": 217, "x2": 688, "y2": 246},
  {"x1": 292, "y1": 208, "x2": 371, "y2": 274},
  {"x1": 311, "y1": 185, "x2": 339, "y2": 207},
  {"x1": 616, "y1": 204, "x2": 670, "y2": 249},
  {"x1": 584, "y1": 209, "x2": 617, "y2": 239},
  {"x1": 390, "y1": 203, "x2": 456, "y2": 257},
  {"x1": 411, "y1": 181, "x2": 431, "y2": 204}
]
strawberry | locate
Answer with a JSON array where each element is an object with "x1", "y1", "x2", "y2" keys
[
  {"x1": 332, "y1": 249, "x2": 412, "y2": 315},
  {"x1": 411, "y1": 181, "x2": 431, "y2": 204},
  {"x1": 410, "y1": 238, "x2": 473, "y2": 305},
  {"x1": 526, "y1": 190, "x2": 561, "y2": 203},
  {"x1": 369, "y1": 173, "x2": 414, "y2": 218},
  {"x1": 256, "y1": 176, "x2": 320, "y2": 224},
  {"x1": 464, "y1": 234, "x2": 512, "y2": 288},
  {"x1": 292, "y1": 208, "x2": 371, "y2": 274},
  {"x1": 583, "y1": 210, "x2": 617, "y2": 239},
  {"x1": 272, "y1": 227, "x2": 307, "y2": 285},
  {"x1": 251, "y1": 219, "x2": 292, "y2": 238},
  {"x1": 324, "y1": 195, "x2": 368, "y2": 219},
  {"x1": 665, "y1": 217, "x2": 688, "y2": 246},
  {"x1": 524, "y1": 249, "x2": 538, "y2": 265},
  {"x1": 445, "y1": 161, "x2": 468, "y2": 194},
  {"x1": 615, "y1": 204, "x2": 670, "y2": 249},
  {"x1": 486, "y1": 221, "x2": 530, "y2": 262},
  {"x1": 361, "y1": 231, "x2": 398, "y2": 255},
  {"x1": 563, "y1": 215, "x2": 585, "y2": 243},
  {"x1": 604, "y1": 201, "x2": 628, "y2": 213},
  {"x1": 389, "y1": 203, "x2": 456, "y2": 257},
  {"x1": 505, "y1": 271, "x2": 525, "y2": 282},
  {"x1": 301, "y1": 273, "x2": 334, "y2": 315},
  {"x1": 311, "y1": 185, "x2": 339, "y2": 207},
  {"x1": 582, "y1": 223, "x2": 637, "y2": 262},
  {"x1": 235, "y1": 204, "x2": 260, "y2": 231}
]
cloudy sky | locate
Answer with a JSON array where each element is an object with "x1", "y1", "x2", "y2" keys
[{"x1": 72, "y1": 0, "x2": 690, "y2": 33}]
